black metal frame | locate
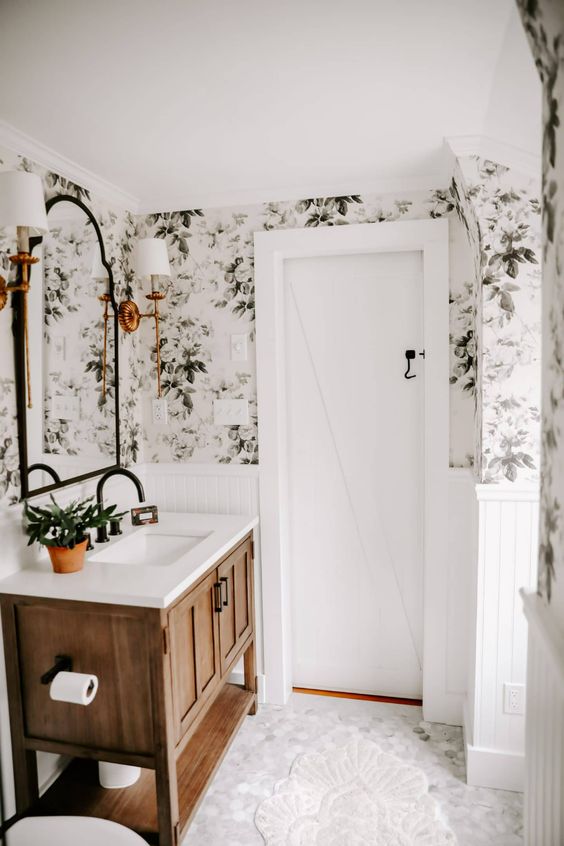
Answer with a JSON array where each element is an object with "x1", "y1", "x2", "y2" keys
[{"x1": 14, "y1": 194, "x2": 121, "y2": 500}]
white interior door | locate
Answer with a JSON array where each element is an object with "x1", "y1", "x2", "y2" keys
[{"x1": 285, "y1": 250, "x2": 424, "y2": 699}]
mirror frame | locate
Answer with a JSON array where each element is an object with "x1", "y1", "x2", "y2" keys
[{"x1": 14, "y1": 194, "x2": 121, "y2": 500}]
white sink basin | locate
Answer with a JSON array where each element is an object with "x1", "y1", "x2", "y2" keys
[{"x1": 89, "y1": 528, "x2": 211, "y2": 567}]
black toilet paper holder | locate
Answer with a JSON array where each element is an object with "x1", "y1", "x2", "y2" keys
[{"x1": 40, "y1": 654, "x2": 72, "y2": 685}]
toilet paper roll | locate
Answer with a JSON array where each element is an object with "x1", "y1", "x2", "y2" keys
[{"x1": 49, "y1": 671, "x2": 99, "y2": 705}]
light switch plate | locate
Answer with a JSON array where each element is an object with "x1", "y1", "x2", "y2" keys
[
  {"x1": 52, "y1": 395, "x2": 80, "y2": 422},
  {"x1": 214, "y1": 398, "x2": 249, "y2": 426},
  {"x1": 152, "y1": 398, "x2": 168, "y2": 425},
  {"x1": 231, "y1": 333, "x2": 248, "y2": 362}
]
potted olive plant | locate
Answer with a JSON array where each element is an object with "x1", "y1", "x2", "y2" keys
[{"x1": 24, "y1": 495, "x2": 125, "y2": 574}]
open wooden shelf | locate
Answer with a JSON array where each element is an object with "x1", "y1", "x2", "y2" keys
[
  {"x1": 33, "y1": 683, "x2": 256, "y2": 843},
  {"x1": 177, "y1": 683, "x2": 255, "y2": 833}
]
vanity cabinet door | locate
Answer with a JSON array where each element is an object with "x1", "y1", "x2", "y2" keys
[
  {"x1": 13, "y1": 601, "x2": 154, "y2": 755},
  {"x1": 168, "y1": 571, "x2": 221, "y2": 744},
  {"x1": 217, "y1": 536, "x2": 254, "y2": 675}
]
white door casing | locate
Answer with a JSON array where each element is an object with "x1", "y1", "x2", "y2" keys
[
  {"x1": 285, "y1": 251, "x2": 424, "y2": 698},
  {"x1": 255, "y1": 219, "x2": 450, "y2": 723}
]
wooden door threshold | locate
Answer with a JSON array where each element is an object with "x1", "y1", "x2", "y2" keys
[{"x1": 293, "y1": 687, "x2": 422, "y2": 707}]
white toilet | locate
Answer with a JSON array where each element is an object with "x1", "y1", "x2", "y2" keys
[{"x1": 6, "y1": 815, "x2": 147, "y2": 845}]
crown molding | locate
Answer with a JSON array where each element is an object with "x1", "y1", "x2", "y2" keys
[
  {"x1": 445, "y1": 134, "x2": 541, "y2": 180},
  {"x1": 0, "y1": 119, "x2": 452, "y2": 216},
  {"x1": 0, "y1": 120, "x2": 140, "y2": 212},
  {"x1": 136, "y1": 170, "x2": 448, "y2": 215}
]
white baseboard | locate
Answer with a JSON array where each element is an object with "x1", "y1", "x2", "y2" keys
[
  {"x1": 463, "y1": 700, "x2": 523, "y2": 792},
  {"x1": 465, "y1": 742, "x2": 524, "y2": 792}
]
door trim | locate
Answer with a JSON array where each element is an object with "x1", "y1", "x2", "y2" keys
[{"x1": 255, "y1": 219, "x2": 450, "y2": 722}]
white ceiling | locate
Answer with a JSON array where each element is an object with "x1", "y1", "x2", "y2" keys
[{"x1": 0, "y1": 0, "x2": 540, "y2": 211}]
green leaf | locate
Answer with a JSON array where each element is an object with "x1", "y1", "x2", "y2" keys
[{"x1": 23, "y1": 495, "x2": 125, "y2": 549}]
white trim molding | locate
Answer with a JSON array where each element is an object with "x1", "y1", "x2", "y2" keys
[
  {"x1": 522, "y1": 591, "x2": 564, "y2": 843},
  {"x1": 444, "y1": 467, "x2": 478, "y2": 726},
  {"x1": 254, "y1": 219, "x2": 450, "y2": 716},
  {"x1": 522, "y1": 590, "x2": 564, "y2": 694},
  {"x1": 0, "y1": 120, "x2": 139, "y2": 211},
  {"x1": 136, "y1": 171, "x2": 447, "y2": 216},
  {"x1": 464, "y1": 482, "x2": 539, "y2": 792},
  {"x1": 445, "y1": 134, "x2": 541, "y2": 179}
]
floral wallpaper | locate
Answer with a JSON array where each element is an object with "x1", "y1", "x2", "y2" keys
[
  {"x1": 451, "y1": 155, "x2": 542, "y2": 484},
  {"x1": 0, "y1": 137, "x2": 545, "y2": 517},
  {"x1": 41, "y1": 212, "x2": 116, "y2": 462},
  {"x1": 1, "y1": 149, "x2": 478, "y2": 505},
  {"x1": 517, "y1": 0, "x2": 564, "y2": 608},
  {"x1": 0, "y1": 147, "x2": 142, "y2": 505},
  {"x1": 134, "y1": 189, "x2": 468, "y2": 467},
  {"x1": 2, "y1": 142, "x2": 539, "y2": 509}
]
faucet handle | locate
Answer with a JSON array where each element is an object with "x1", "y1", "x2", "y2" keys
[
  {"x1": 109, "y1": 518, "x2": 123, "y2": 536},
  {"x1": 96, "y1": 525, "x2": 110, "y2": 544}
]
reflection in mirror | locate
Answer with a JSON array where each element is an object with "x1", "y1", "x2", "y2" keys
[{"x1": 25, "y1": 197, "x2": 119, "y2": 495}]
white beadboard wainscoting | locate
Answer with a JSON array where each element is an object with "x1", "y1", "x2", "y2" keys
[
  {"x1": 135, "y1": 462, "x2": 259, "y2": 516},
  {"x1": 522, "y1": 591, "x2": 564, "y2": 845},
  {"x1": 464, "y1": 482, "x2": 539, "y2": 792}
]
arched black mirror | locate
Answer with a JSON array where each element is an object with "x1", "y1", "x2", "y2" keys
[{"x1": 14, "y1": 194, "x2": 121, "y2": 498}]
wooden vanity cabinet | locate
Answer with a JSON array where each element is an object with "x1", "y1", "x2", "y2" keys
[
  {"x1": 217, "y1": 535, "x2": 254, "y2": 674},
  {"x1": 169, "y1": 570, "x2": 222, "y2": 744},
  {"x1": 0, "y1": 532, "x2": 257, "y2": 846}
]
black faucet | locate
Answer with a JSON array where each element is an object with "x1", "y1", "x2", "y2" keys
[{"x1": 95, "y1": 468, "x2": 146, "y2": 543}]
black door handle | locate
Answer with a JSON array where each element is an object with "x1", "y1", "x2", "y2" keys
[
  {"x1": 404, "y1": 349, "x2": 416, "y2": 379},
  {"x1": 404, "y1": 349, "x2": 425, "y2": 379}
]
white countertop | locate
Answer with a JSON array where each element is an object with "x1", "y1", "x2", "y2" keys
[{"x1": 0, "y1": 512, "x2": 258, "y2": 608}]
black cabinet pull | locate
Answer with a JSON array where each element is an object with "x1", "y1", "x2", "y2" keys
[
  {"x1": 214, "y1": 582, "x2": 223, "y2": 613},
  {"x1": 220, "y1": 576, "x2": 229, "y2": 607}
]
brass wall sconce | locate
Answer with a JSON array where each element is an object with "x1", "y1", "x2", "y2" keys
[
  {"x1": 91, "y1": 249, "x2": 112, "y2": 401},
  {"x1": 118, "y1": 238, "x2": 170, "y2": 398},
  {"x1": 0, "y1": 171, "x2": 48, "y2": 409}
]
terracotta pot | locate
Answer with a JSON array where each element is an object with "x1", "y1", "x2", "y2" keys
[{"x1": 47, "y1": 539, "x2": 88, "y2": 574}]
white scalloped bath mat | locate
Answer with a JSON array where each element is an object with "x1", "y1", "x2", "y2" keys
[{"x1": 255, "y1": 739, "x2": 457, "y2": 845}]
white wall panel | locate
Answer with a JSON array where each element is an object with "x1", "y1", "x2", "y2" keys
[
  {"x1": 523, "y1": 591, "x2": 564, "y2": 845},
  {"x1": 465, "y1": 483, "x2": 539, "y2": 791},
  {"x1": 445, "y1": 469, "x2": 477, "y2": 721},
  {"x1": 137, "y1": 463, "x2": 259, "y2": 517}
]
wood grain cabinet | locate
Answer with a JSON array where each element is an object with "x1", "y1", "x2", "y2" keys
[
  {"x1": 217, "y1": 536, "x2": 253, "y2": 674},
  {"x1": 1, "y1": 532, "x2": 257, "y2": 846},
  {"x1": 169, "y1": 570, "x2": 222, "y2": 744}
]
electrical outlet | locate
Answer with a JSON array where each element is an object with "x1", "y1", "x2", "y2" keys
[
  {"x1": 152, "y1": 398, "x2": 168, "y2": 425},
  {"x1": 214, "y1": 399, "x2": 249, "y2": 425},
  {"x1": 503, "y1": 683, "x2": 525, "y2": 715}
]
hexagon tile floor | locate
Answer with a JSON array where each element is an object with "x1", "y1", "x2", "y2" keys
[{"x1": 183, "y1": 692, "x2": 523, "y2": 845}]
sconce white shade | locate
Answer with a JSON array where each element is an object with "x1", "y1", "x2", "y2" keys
[
  {"x1": 91, "y1": 247, "x2": 109, "y2": 281},
  {"x1": 0, "y1": 170, "x2": 48, "y2": 234},
  {"x1": 134, "y1": 238, "x2": 170, "y2": 277}
]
